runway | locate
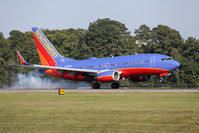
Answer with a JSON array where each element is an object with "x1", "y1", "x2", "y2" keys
[{"x1": 0, "y1": 88, "x2": 199, "y2": 92}]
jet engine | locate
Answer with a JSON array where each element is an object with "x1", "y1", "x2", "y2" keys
[{"x1": 97, "y1": 71, "x2": 120, "y2": 82}]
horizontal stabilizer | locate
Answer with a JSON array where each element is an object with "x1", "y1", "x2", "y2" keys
[{"x1": 16, "y1": 50, "x2": 29, "y2": 65}]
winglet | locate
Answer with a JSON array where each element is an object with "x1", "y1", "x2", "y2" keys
[{"x1": 16, "y1": 50, "x2": 29, "y2": 65}]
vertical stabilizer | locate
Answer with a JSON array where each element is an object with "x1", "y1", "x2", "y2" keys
[{"x1": 32, "y1": 27, "x2": 75, "y2": 66}]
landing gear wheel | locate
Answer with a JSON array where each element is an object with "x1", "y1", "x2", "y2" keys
[
  {"x1": 92, "y1": 83, "x2": 101, "y2": 89},
  {"x1": 111, "y1": 82, "x2": 120, "y2": 89}
]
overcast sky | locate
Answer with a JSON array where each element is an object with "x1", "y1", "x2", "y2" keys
[{"x1": 0, "y1": 0, "x2": 199, "y2": 39}]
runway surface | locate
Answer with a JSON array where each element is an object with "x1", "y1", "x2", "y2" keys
[{"x1": 0, "y1": 88, "x2": 199, "y2": 92}]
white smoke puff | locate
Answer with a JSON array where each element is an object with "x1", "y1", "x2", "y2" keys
[{"x1": 10, "y1": 71, "x2": 72, "y2": 89}]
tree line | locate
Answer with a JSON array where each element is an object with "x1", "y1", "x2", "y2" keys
[{"x1": 0, "y1": 18, "x2": 198, "y2": 87}]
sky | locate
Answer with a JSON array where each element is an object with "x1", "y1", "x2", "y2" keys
[{"x1": 0, "y1": 0, "x2": 199, "y2": 39}]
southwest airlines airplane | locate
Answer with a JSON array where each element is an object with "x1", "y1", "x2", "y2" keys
[{"x1": 16, "y1": 27, "x2": 180, "y2": 89}]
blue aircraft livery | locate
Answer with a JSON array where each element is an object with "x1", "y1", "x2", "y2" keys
[{"x1": 16, "y1": 27, "x2": 180, "y2": 89}]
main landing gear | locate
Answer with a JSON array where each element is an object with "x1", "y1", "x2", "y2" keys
[
  {"x1": 92, "y1": 83, "x2": 101, "y2": 89},
  {"x1": 91, "y1": 82, "x2": 120, "y2": 89}
]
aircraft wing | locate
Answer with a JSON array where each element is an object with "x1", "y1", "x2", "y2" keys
[
  {"x1": 14, "y1": 64, "x2": 99, "y2": 74},
  {"x1": 15, "y1": 50, "x2": 99, "y2": 75}
]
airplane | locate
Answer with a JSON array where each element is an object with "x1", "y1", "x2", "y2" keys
[{"x1": 16, "y1": 27, "x2": 180, "y2": 89}]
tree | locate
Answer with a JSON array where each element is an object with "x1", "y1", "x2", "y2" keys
[
  {"x1": 43, "y1": 28, "x2": 87, "y2": 60},
  {"x1": 134, "y1": 24, "x2": 152, "y2": 53},
  {"x1": 86, "y1": 18, "x2": 131, "y2": 57},
  {"x1": 0, "y1": 32, "x2": 12, "y2": 84},
  {"x1": 150, "y1": 25, "x2": 183, "y2": 56},
  {"x1": 178, "y1": 37, "x2": 199, "y2": 84}
]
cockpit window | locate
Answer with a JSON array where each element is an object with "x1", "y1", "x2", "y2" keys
[{"x1": 161, "y1": 58, "x2": 172, "y2": 61}]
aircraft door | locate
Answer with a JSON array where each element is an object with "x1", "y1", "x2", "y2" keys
[
  {"x1": 106, "y1": 63, "x2": 110, "y2": 70},
  {"x1": 150, "y1": 56, "x2": 156, "y2": 66}
]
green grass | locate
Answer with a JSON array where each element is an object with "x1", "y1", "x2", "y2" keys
[{"x1": 0, "y1": 91, "x2": 199, "y2": 133}]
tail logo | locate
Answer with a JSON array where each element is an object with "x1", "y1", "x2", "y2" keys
[{"x1": 35, "y1": 30, "x2": 58, "y2": 59}]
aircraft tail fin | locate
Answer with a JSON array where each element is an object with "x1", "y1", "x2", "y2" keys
[{"x1": 32, "y1": 27, "x2": 75, "y2": 66}]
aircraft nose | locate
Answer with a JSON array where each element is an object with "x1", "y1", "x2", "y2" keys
[
  {"x1": 176, "y1": 61, "x2": 180, "y2": 68},
  {"x1": 172, "y1": 60, "x2": 180, "y2": 70}
]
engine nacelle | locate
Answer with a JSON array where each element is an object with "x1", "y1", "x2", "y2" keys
[
  {"x1": 97, "y1": 71, "x2": 120, "y2": 82},
  {"x1": 131, "y1": 75, "x2": 152, "y2": 82}
]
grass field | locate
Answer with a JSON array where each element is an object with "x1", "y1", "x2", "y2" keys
[{"x1": 0, "y1": 91, "x2": 199, "y2": 133}]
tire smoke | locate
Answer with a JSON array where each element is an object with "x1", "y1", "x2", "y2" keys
[{"x1": 8, "y1": 71, "x2": 88, "y2": 89}]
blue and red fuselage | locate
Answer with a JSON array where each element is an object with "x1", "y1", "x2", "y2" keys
[
  {"x1": 30, "y1": 27, "x2": 180, "y2": 82},
  {"x1": 51, "y1": 54, "x2": 180, "y2": 81}
]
